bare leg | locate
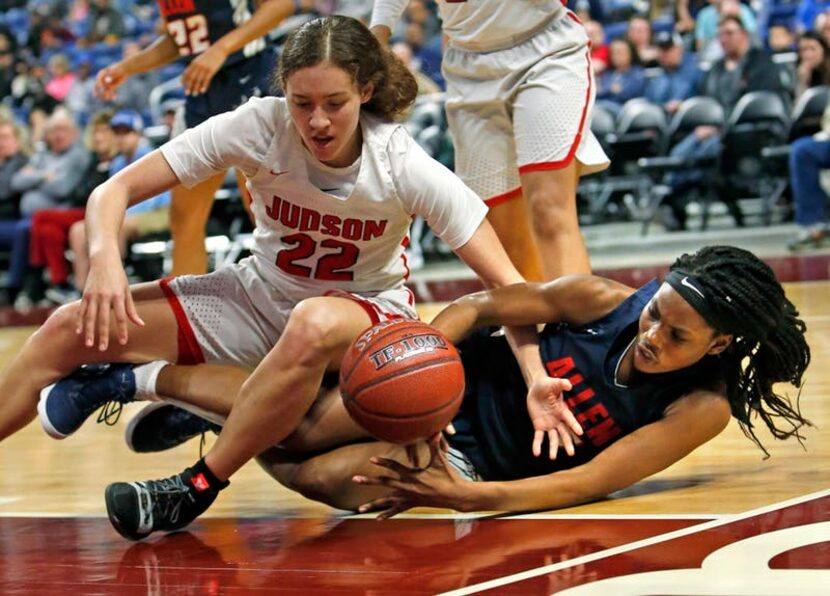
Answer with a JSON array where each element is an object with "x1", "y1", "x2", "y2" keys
[
  {"x1": 170, "y1": 172, "x2": 225, "y2": 276},
  {"x1": 485, "y1": 196, "x2": 544, "y2": 282},
  {"x1": 203, "y1": 296, "x2": 374, "y2": 480},
  {"x1": 0, "y1": 282, "x2": 179, "y2": 441},
  {"x1": 521, "y1": 162, "x2": 590, "y2": 279},
  {"x1": 257, "y1": 440, "x2": 426, "y2": 511}
]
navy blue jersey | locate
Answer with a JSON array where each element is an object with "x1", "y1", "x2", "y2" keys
[
  {"x1": 157, "y1": 0, "x2": 266, "y2": 70},
  {"x1": 448, "y1": 280, "x2": 726, "y2": 481}
]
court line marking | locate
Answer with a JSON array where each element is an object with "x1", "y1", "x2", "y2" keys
[
  {"x1": 0, "y1": 497, "x2": 19, "y2": 507},
  {"x1": 437, "y1": 488, "x2": 830, "y2": 596}
]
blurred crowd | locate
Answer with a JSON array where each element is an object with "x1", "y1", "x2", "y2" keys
[{"x1": 2, "y1": 0, "x2": 830, "y2": 312}]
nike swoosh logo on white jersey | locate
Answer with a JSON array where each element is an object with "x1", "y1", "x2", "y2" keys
[
  {"x1": 681, "y1": 276, "x2": 705, "y2": 299},
  {"x1": 270, "y1": 170, "x2": 288, "y2": 177}
]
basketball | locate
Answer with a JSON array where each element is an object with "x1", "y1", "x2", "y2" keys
[{"x1": 339, "y1": 319, "x2": 465, "y2": 444}]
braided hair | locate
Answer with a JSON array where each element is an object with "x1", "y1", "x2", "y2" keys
[{"x1": 669, "y1": 245, "x2": 811, "y2": 456}]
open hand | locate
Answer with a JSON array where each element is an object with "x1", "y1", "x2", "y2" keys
[
  {"x1": 527, "y1": 376, "x2": 582, "y2": 459},
  {"x1": 354, "y1": 435, "x2": 466, "y2": 519},
  {"x1": 76, "y1": 252, "x2": 144, "y2": 350}
]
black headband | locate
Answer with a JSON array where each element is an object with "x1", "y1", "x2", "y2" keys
[{"x1": 664, "y1": 269, "x2": 732, "y2": 332}]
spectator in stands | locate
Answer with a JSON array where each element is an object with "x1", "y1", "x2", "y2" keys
[
  {"x1": 796, "y1": 0, "x2": 830, "y2": 32},
  {"x1": 65, "y1": 60, "x2": 101, "y2": 119},
  {"x1": 696, "y1": 0, "x2": 757, "y2": 63},
  {"x1": 0, "y1": 30, "x2": 16, "y2": 101},
  {"x1": 5, "y1": 108, "x2": 90, "y2": 309},
  {"x1": 676, "y1": 0, "x2": 707, "y2": 33},
  {"x1": 44, "y1": 54, "x2": 77, "y2": 103},
  {"x1": 585, "y1": 20, "x2": 610, "y2": 76},
  {"x1": 626, "y1": 16, "x2": 659, "y2": 68},
  {"x1": 391, "y1": 42, "x2": 440, "y2": 96},
  {"x1": 787, "y1": 97, "x2": 830, "y2": 250},
  {"x1": 816, "y1": 10, "x2": 830, "y2": 46},
  {"x1": 29, "y1": 110, "x2": 117, "y2": 305},
  {"x1": 796, "y1": 31, "x2": 830, "y2": 99},
  {"x1": 60, "y1": 109, "x2": 170, "y2": 302},
  {"x1": 663, "y1": 15, "x2": 786, "y2": 230},
  {"x1": 697, "y1": 16, "x2": 786, "y2": 112},
  {"x1": 0, "y1": 112, "x2": 30, "y2": 221},
  {"x1": 111, "y1": 41, "x2": 158, "y2": 115},
  {"x1": 645, "y1": 31, "x2": 701, "y2": 113},
  {"x1": 597, "y1": 38, "x2": 646, "y2": 106},
  {"x1": 84, "y1": 0, "x2": 126, "y2": 45},
  {"x1": 768, "y1": 23, "x2": 797, "y2": 54}
]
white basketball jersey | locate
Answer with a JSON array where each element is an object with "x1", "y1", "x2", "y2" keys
[{"x1": 161, "y1": 97, "x2": 486, "y2": 300}]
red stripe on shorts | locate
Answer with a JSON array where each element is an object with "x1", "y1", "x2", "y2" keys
[
  {"x1": 159, "y1": 277, "x2": 205, "y2": 365},
  {"x1": 518, "y1": 45, "x2": 593, "y2": 174},
  {"x1": 400, "y1": 236, "x2": 411, "y2": 282},
  {"x1": 484, "y1": 186, "x2": 522, "y2": 207}
]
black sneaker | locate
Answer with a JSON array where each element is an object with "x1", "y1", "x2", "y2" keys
[
  {"x1": 125, "y1": 403, "x2": 222, "y2": 453},
  {"x1": 38, "y1": 363, "x2": 137, "y2": 439},
  {"x1": 105, "y1": 460, "x2": 228, "y2": 541}
]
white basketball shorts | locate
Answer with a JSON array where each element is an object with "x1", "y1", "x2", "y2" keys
[
  {"x1": 159, "y1": 257, "x2": 418, "y2": 369},
  {"x1": 442, "y1": 10, "x2": 610, "y2": 205}
]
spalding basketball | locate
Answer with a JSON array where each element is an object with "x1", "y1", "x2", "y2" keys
[{"x1": 340, "y1": 319, "x2": 465, "y2": 444}]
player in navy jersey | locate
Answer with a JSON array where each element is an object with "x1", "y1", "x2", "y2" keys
[{"x1": 95, "y1": 0, "x2": 314, "y2": 275}]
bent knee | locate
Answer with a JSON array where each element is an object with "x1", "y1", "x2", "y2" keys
[{"x1": 284, "y1": 298, "x2": 352, "y2": 355}]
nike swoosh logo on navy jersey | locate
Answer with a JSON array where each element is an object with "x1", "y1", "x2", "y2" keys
[
  {"x1": 321, "y1": 188, "x2": 339, "y2": 192},
  {"x1": 681, "y1": 276, "x2": 705, "y2": 299}
]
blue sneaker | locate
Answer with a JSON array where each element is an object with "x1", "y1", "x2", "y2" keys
[
  {"x1": 38, "y1": 363, "x2": 137, "y2": 439},
  {"x1": 125, "y1": 403, "x2": 222, "y2": 453}
]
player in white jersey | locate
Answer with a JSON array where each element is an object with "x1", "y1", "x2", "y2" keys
[
  {"x1": 371, "y1": 0, "x2": 610, "y2": 281},
  {"x1": 0, "y1": 16, "x2": 534, "y2": 539}
]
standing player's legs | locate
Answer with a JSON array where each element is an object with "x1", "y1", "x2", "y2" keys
[
  {"x1": 170, "y1": 172, "x2": 227, "y2": 276},
  {"x1": 0, "y1": 282, "x2": 179, "y2": 441},
  {"x1": 485, "y1": 195, "x2": 544, "y2": 282},
  {"x1": 513, "y1": 15, "x2": 608, "y2": 280}
]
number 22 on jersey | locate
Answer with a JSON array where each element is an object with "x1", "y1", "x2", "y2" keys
[{"x1": 167, "y1": 15, "x2": 210, "y2": 56}]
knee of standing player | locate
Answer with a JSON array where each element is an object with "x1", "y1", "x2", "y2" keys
[{"x1": 283, "y1": 298, "x2": 353, "y2": 363}]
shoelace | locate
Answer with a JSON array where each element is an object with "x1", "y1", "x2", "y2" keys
[
  {"x1": 97, "y1": 401, "x2": 123, "y2": 426},
  {"x1": 146, "y1": 475, "x2": 192, "y2": 527}
]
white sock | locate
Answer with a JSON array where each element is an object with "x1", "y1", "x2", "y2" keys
[{"x1": 133, "y1": 360, "x2": 169, "y2": 401}]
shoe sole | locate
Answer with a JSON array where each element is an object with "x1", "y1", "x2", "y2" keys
[
  {"x1": 37, "y1": 384, "x2": 69, "y2": 440},
  {"x1": 105, "y1": 483, "x2": 149, "y2": 541},
  {"x1": 124, "y1": 401, "x2": 171, "y2": 453}
]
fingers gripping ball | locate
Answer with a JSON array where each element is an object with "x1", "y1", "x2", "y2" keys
[{"x1": 340, "y1": 320, "x2": 465, "y2": 444}]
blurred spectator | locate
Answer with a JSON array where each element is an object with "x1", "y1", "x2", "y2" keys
[
  {"x1": 0, "y1": 31, "x2": 16, "y2": 101},
  {"x1": 596, "y1": 38, "x2": 646, "y2": 106},
  {"x1": 664, "y1": 16, "x2": 786, "y2": 229},
  {"x1": 45, "y1": 54, "x2": 77, "y2": 103},
  {"x1": 30, "y1": 110, "x2": 116, "y2": 304},
  {"x1": 696, "y1": 0, "x2": 757, "y2": 63},
  {"x1": 112, "y1": 41, "x2": 158, "y2": 114},
  {"x1": 816, "y1": 10, "x2": 830, "y2": 45},
  {"x1": 391, "y1": 42, "x2": 440, "y2": 96},
  {"x1": 10, "y1": 108, "x2": 90, "y2": 215},
  {"x1": 585, "y1": 20, "x2": 609, "y2": 76},
  {"x1": 698, "y1": 16, "x2": 786, "y2": 113},
  {"x1": 405, "y1": 0, "x2": 440, "y2": 41},
  {"x1": 63, "y1": 109, "x2": 170, "y2": 300},
  {"x1": 769, "y1": 23, "x2": 797, "y2": 54},
  {"x1": 65, "y1": 60, "x2": 99, "y2": 117},
  {"x1": 84, "y1": 0, "x2": 126, "y2": 45},
  {"x1": 645, "y1": 32, "x2": 701, "y2": 113},
  {"x1": 676, "y1": 0, "x2": 708, "y2": 33},
  {"x1": 787, "y1": 97, "x2": 830, "y2": 250},
  {"x1": 627, "y1": 16, "x2": 659, "y2": 68},
  {"x1": 796, "y1": 0, "x2": 830, "y2": 32},
  {"x1": 796, "y1": 31, "x2": 830, "y2": 98},
  {"x1": 0, "y1": 112, "x2": 30, "y2": 221}
]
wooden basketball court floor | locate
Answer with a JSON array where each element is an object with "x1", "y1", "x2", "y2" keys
[{"x1": 0, "y1": 253, "x2": 828, "y2": 594}]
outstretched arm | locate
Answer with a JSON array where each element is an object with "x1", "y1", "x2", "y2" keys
[
  {"x1": 181, "y1": 0, "x2": 299, "y2": 95},
  {"x1": 370, "y1": 0, "x2": 410, "y2": 44},
  {"x1": 356, "y1": 390, "x2": 732, "y2": 516},
  {"x1": 95, "y1": 34, "x2": 180, "y2": 101}
]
